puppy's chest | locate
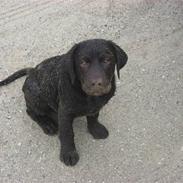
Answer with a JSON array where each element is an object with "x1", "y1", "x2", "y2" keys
[
  {"x1": 75, "y1": 97, "x2": 108, "y2": 116},
  {"x1": 87, "y1": 102, "x2": 103, "y2": 115}
]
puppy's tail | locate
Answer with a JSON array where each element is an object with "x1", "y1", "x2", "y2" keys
[{"x1": 0, "y1": 68, "x2": 33, "y2": 87}]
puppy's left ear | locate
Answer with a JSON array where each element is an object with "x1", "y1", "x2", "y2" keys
[
  {"x1": 67, "y1": 44, "x2": 78, "y2": 84},
  {"x1": 109, "y1": 41, "x2": 128, "y2": 79}
]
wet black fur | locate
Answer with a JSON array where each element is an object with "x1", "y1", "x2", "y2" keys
[{"x1": 0, "y1": 39, "x2": 128, "y2": 166}]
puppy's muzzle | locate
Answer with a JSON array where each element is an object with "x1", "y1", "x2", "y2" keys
[{"x1": 82, "y1": 78, "x2": 111, "y2": 96}]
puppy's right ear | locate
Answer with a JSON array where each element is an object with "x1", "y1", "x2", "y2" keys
[{"x1": 67, "y1": 44, "x2": 78, "y2": 84}]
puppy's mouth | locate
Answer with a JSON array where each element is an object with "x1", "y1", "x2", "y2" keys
[{"x1": 82, "y1": 84, "x2": 112, "y2": 96}]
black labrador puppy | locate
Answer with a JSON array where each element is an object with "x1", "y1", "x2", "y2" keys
[{"x1": 0, "y1": 39, "x2": 128, "y2": 166}]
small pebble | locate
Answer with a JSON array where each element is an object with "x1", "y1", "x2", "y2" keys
[
  {"x1": 116, "y1": 80, "x2": 121, "y2": 86},
  {"x1": 7, "y1": 115, "x2": 11, "y2": 119},
  {"x1": 180, "y1": 146, "x2": 183, "y2": 151},
  {"x1": 18, "y1": 142, "x2": 22, "y2": 146},
  {"x1": 26, "y1": 169, "x2": 30, "y2": 173}
]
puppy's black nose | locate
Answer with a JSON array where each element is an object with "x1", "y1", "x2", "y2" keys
[{"x1": 91, "y1": 78, "x2": 102, "y2": 87}]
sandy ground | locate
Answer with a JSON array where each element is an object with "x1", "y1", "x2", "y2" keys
[{"x1": 0, "y1": 0, "x2": 183, "y2": 182}]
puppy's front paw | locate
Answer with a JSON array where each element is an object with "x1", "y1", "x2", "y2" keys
[
  {"x1": 88, "y1": 122, "x2": 109, "y2": 139},
  {"x1": 60, "y1": 150, "x2": 79, "y2": 166}
]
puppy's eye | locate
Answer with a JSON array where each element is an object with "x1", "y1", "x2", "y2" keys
[
  {"x1": 80, "y1": 58, "x2": 90, "y2": 67},
  {"x1": 103, "y1": 58, "x2": 111, "y2": 64}
]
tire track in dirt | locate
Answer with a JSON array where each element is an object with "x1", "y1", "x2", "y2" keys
[
  {"x1": 0, "y1": 0, "x2": 95, "y2": 27},
  {"x1": 0, "y1": 0, "x2": 44, "y2": 17},
  {"x1": 0, "y1": 0, "x2": 62, "y2": 23}
]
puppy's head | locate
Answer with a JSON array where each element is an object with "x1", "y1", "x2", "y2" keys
[{"x1": 68, "y1": 39, "x2": 128, "y2": 96}]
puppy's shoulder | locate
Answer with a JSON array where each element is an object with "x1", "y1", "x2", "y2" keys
[{"x1": 35, "y1": 55, "x2": 64, "y2": 70}]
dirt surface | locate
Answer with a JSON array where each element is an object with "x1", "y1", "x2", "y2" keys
[{"x1": 0, "y1": 0, "x2": 183, "y2": 182}]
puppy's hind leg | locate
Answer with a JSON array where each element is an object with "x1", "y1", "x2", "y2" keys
[
  {"x1": 26, "y1": 108, "x2": 58, "y2": 135},
  {"x1": 23, "y1": 77, "x2": 58, "y2": 135}
]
